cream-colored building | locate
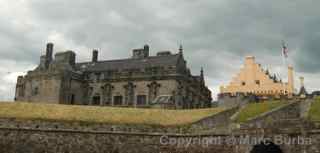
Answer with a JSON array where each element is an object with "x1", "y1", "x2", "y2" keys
[{"x1": 220, "y1": 56, "x2": 294, "y2": 97}]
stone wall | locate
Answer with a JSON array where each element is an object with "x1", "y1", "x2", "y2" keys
[
  {"x1": 0, "y1": 126, "x2": 319, "y2": 153},
  {"x1": 218, "y1": 94, "x2": 251, "y2": 109},
  {"x1": 0, "y1": 118, "x2": 187, "y2": 134},
  {"x1": 189, "y1": 107, "x2": 239, "y2": 133},
  {"x1": 239, "y1": 102, "x2": 301, "y2": 129},
  {"x1": 0, "y1": 101, "x2": 320, "y2": 153},
  {"x1": 0, "y1": 128, "x2": 235, "y2": 153},
  {"x1": 16, "y1": 73, "x2": 62, "y2": 104},
  {"x1": 0, "y1": 107, "x2": 237, "y2": 134}
]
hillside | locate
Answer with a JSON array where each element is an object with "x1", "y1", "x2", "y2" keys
[
  {"x1": 309, "y1": 97, "x2": 320, "y2": 121},
  {"x1": 0, "y1": 102, "x2": 225, "y2": 127},
  {"x1": 235, "y1": 100, "x2": 288, "y2": 123}
]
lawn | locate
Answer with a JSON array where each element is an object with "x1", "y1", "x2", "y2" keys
[
  {"x1": 235, "y1": 100, "x2": 287, "y2": 123},
  {"x1": 0, "y1": 102, "x2": 225, "y2": 127},
  {"x1": 308, "y1": 97, "x2": 320, "y2": 121}
]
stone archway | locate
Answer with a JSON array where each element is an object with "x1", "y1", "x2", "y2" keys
[
  {"x1": 250, "y1": 141, "x2": 283, "y2": 153},
  {"x1": 92, "y1": 95, "x2": 101, "y2": 105}
]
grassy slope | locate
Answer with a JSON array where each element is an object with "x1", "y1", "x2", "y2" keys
[
  {"x1": 309, "y1": 97, "x2": 320, "y2": 121},
  {"x1": 0, "y1": 102, "x2": 224, "y2": 127},
  {"x1": 235, "y1": 100, "x2": 287, "y2": 123}
]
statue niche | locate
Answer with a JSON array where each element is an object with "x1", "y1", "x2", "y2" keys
[
  {"x1": 101, "y1": 83, "x2": 114, "y2": 106},
  {"x1": 124, "y1": 82, "x2": 136, "y2": 106},
  {"x1": 147, "y1": 81, "x2": 161, "y2": 104}
]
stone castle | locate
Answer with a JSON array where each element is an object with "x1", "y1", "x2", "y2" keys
[
  {"x1": 220, "y1": 56, "x2": 294, "y2": 97},
  {"x1": 15, "y1": 43, "x2": 212, "y2": 109}
]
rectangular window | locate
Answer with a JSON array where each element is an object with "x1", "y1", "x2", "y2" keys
[
  {"x1": 255, "y1": 80, "x2": 260, "y2": 85},
  {"x1": 113, "y1": 96, "x2": 123, "y2": 105},
  {"x1": 70, "y1": 94, "x2": 75, "y2": 105},
  {"x1": 137, "y1": 95, "x2": 147, "y2": 105},
  {"x1": 32, "y1": 87, "x2": 39, "y2": 96}
]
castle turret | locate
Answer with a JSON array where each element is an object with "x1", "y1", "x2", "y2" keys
[
  {"x1": 299, "y1": 76, "x2": 307, "y2": 98},
  {"x1": 200, "y1": 67, "x2": 205, "y2": 85},
  {"x1": 300, "y1": 77, "x2": 305, "y2": 87},
  {"x1": 179, "y1": 44, "x2": 183, "y2": 55},
  {"x1": 287, "y1": 65, "x2": 294, "y2": 96}
]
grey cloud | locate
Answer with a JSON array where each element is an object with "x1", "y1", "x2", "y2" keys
[{"x1": 0, "y1": 0, "x2": 319, "y2": 101}]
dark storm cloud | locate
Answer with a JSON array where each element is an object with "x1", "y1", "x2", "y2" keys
[{"x1": 0, "y1": 0, "x2": 320, "y2": 100}]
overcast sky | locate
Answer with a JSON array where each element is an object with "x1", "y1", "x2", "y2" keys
[{"x1": 0, "y1": 0, "x2": 319, "y2": 101}]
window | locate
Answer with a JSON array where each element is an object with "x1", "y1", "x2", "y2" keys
[
  {"x1": 70, "y1": 94, "x2": 75, "y2": 105},
  {"x1": 114, "y1": 96, "x2": 123, "y2": 105},
  {"x1": 255, "y1": 80, "x2": 260, "y2": 85},
  {"x1": 242, "y1": 82, "x2": 246, "y2": 86},
  {"x1": 104, "y1": 100, "x2": 111, "y2": 106},
  {"x1": 92, "y1": 96, "x2": 101, "y2": 105},
  {"x1": 32, "y1": 87, "x2": 39, "y2": 96},
  {"x1": 137, "y1": 95, "x2": 147, "y2": 105}
]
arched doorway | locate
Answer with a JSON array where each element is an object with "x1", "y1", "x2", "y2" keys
[
  {"x1": 250, "y1": 141, "x2": 283, "y2": 153},
  {"x1": 92, "y1": 95, "x2": 101, "y2": 105}
]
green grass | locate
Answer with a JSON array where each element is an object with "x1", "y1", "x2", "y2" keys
[
  {"x1": 308, "y1": 97, "x2": 320, "y2": 121},
  {"x1": 0, "y1": 102, "x2": 225, "y2": 127},
  {"x1": 235, "y1": 100, "x2": 287, "y2": 123}
]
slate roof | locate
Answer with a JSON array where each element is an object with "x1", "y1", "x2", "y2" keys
[{"x1": 75, "y1": 54, "x2": 181, "y2": 72}]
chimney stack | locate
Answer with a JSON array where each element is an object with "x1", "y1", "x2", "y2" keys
[
  {"x1": 92, "y1": 49, "x2": 98, "y2": 62},
  {"x1": 144, "y1": 44, "x2": 150, "y2": 57},
  {"x1": 45, "y1": 43, "x2": 54, "y2": 69}
]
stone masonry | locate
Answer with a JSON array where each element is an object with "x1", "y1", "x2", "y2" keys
[{"x1": 15, "y1": 43, "x2": 212, "y2": 109}]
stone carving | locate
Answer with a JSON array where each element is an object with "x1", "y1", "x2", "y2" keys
[
  {"x1": 147, "y1": 81, "x2": 161, "y2": 103},
  {"x1": 124, "y1": 82, "x2": 136, "y2": 106},
  {"x1": 102, "y1": 83, "x2": 114, "y2": 105}
]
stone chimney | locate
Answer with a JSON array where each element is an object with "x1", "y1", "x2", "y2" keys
[
  {"x1": 144, "y1": 44, "x2": 149, "y2": 57},
  {"x1": 132, "y1": 45, "x2": 149, "y2": 59},
  {"x1": 45, "y1": 43, "x2": 54, "y2": 69},
  {"x1": 92, "y1": 49, "x2": 98, "y2": 62}
]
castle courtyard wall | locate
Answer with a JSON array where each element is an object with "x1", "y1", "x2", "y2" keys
[{"x1": 0, "y1": 123, "x2": 318, "y2": 153}]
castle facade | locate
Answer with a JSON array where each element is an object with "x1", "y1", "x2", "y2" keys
[
  {"x1": 220, "y1": 56, "x2": 294, "y2": 97},
  {"x1": 15, "y1": 43, "x2": 212, "y2": 109}
]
